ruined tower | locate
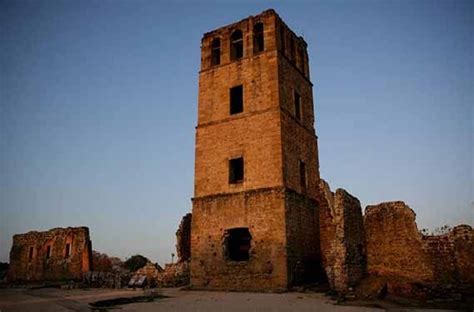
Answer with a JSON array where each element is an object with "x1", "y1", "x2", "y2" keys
[{"x1": 191, "y1": 9, "x2": 321, "y2": 291}]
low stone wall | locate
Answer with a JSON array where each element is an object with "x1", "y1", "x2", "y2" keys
[
  {"x1": 318, "y1": 180, "x2": 366, "y2": 292},
  {"x1": 157, "y1": 261, "x2": 190, "y2": 287},
  {"x1": 131, "y1": 262, "x2": 164, "y2": 287},
  {"x1": 83, "y1": 271, "x2": 130, "y2": 289}
]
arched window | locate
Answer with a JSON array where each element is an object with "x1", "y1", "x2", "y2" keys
[
  {"x1": 253, "y1": 22, "x2": 264, "y2": 53},
  {"x1": 211, "y1": 38, "x2": 221, "y2": 66},
  {"x1": 230, "y1": 29, "x2": 243, "y2": 60}
]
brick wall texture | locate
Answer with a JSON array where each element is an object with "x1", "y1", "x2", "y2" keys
[{"x1": 7, "y1": 227, "x2": 92, "y2": 282}]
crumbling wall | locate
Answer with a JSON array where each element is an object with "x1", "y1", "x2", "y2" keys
[
  {"x1": 157, "y1": 261, "x2": 190, "y2": 287},
  {"x1": 422, "y1": 225, "x2": 474, "y2": 286},
  {"x1": 7, "y1": 227, "x2": 92, "y2": 282},
  {"x1": 131, "y1": 261, "x2": 164, "y2": 287},
  {"x1": 364, "y1": 202, "x2": 433, "y2": 281},
  {"x1": 318, "y1": 180, "x2": 366, "y2": 292},
  {"x1": 176, "y1": 213, "x2": 192, "y2": 262},
  {"x1": 363, "y1": 202, "x2": 474, "y2": 298}
]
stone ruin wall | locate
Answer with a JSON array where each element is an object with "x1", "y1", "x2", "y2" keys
[
  {"x1": 364, "y1": 201, "x2": 474, "y2": 288},
  {"x1": 422, "y1": 225, "x2": 474, "y2": 286},
  {"x1": 7, "y1": 227, "x2": 92, "y2": 282},
  {"x1": 184, "y1": 190, "x2": 473, "y2": 294},
  {"x1": 318, "y1": 180, "x2": 366, "y2": 292},
  {"x1": 364, "y1": 201, "x2": 433, "y2": 281},
  {"x1": 154, "y1": 212, "x2": 192, "y2": 287},
  {"x1": 176, "y1": 213, "x2": 192, "y2": 262},
  {"x1": 191, "y1": 188, "x2": 288, "y2": 291}
]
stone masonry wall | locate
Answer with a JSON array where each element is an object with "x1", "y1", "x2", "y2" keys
[
  {"x1": 318, "y1": 180, "x2": 366, "y2": 292},
  {"x1": 364, "y1": 201, "x2": 474, "y2": 297},
  {"x1": 176, "y1": 213, "x2": 192, "y2": 262},
  {"x1": 364, "y1": 202, "x2": 433, "y2": 281},
  {"x1": 285, "y1": 189, "x2": 320, "y2": 285},
  {"x1": 191, "y1": 187, "x2": 288, "y2": 291},
  {"x1": 196, "y1": 11, "x2": 285, "y2": 199},
  {"x1": 421, "y1": 225, "x2": 474, "y2": 286},
  {"x1": 194, "y1": 110, "x2": 283, "y2": 197},
  {"x1": 7, "y1": 227, "x2": 92, "y2": 282},
  {"x1": 278, "y1": 33, "x2": 319, "y2": 201}
]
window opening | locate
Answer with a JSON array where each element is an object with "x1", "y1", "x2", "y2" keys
[
  {"x1": 294, "y1": 91, "x2": 301, "y2": 120},
  {"x1": 253, "y1": 23, "x2": 264, "y2": 53},
  {"x1": 28, "y1": 247, "x2": 34, "y2": 261},
  {"x1": 299, "y1": 160, "x2": 307, "y2": 193},
  {"x1": 231, "y1": 30, "x2": 243, "y2": 60},
  {"x1": 280, "y1": 27, "x2": 285, "y2": 54},
  {"x1": 65, "y1": 243, "x2": 71, "y2": 258},
  {"x1": 211, "y1": 38, "x2": 221, "y2": 66},
  {"x1": 290, "y1": 38, "x2": 296, "y2": 62},
  {"x1": 224, "y1": 228, "x2": 252, "y2": 261},
  {"x1": 298, "y1": 46, "x2": 305, "y2": 71},
  {"x1": 229, "y1": 157, "x2": 244, "y2": 184},
  {"x1": 230, "y1": 85, "x2": 243, "y2": 114}
]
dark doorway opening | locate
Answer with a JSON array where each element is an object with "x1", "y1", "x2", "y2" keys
[{"x1": 224, "y1": 228, "x2": 252, "y2": 261}]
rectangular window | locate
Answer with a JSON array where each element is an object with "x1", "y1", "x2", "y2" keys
[
  {"x1": 253, "y1": 23, "x2": 264, "y2": 53},
  {"x1": 65, "y1": 243, "x2": 71, "y2": 258},
  {"x1": 298, "y1": 46, "x2": 305, "y2": 71},
  {"x1": 211, "y1": 38, "x2": 221, "y2": 66},
  {"x1": 280, "y1": 27, "x2": 285, "y2": 54},
  {"x1": 46, "y1": 245, "x2": 52, "y2": 259},
  {"x1": 229, "y1": 157, "x2": 244, "y2": 184},
  {"x1": 294, "y1": 91, "x2": 301, "y2": 120},
  {"x1": 28, "y1": 247, "x2": 34, "y2": 261},
  {"x1": 290, "y1": 38, "x2": 296, "y2": 63},
  {"x1": 230, "y1": 85, "x2": 243, "y2": 115},
  {"x1": 299, "y1": 160, "x2": 307, "y2": 193},
  {"x1": 231, "y1": 30, "x2": 243, "y2": 60}
]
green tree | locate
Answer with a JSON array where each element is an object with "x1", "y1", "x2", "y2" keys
[{"x1": 124, "y1": 255, "x2": 149, "y2": 272}]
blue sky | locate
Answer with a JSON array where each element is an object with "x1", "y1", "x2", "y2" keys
[{"x1": 1, "y1": 0, "x2": 472, "y2": 265}]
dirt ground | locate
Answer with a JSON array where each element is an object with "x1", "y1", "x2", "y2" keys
[{"x1": 0, "y1": 287, "x2": 465, "y2": 312}]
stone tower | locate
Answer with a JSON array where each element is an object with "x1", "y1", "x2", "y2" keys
[{"x1": 191, "y1": 9, "x2": 321, "y2": 291}]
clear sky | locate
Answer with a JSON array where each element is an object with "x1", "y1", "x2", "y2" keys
[{"x1": 1, "y1": 0, "x2": 472, "y2": 265}]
